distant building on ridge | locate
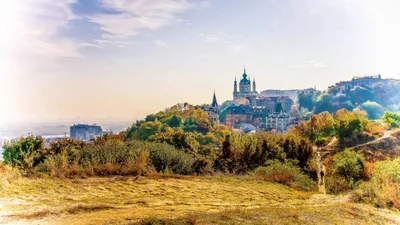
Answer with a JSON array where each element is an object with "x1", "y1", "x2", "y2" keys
[{"x1": 327, "y1": 74, "x2": 400, "y2": 93}]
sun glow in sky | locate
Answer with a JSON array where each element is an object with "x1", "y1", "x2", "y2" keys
[{"x1": 1, "y1": 0, "x2": 400, "y2": 123}]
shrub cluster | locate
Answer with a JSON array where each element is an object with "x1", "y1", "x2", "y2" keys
[
  {"x1": 325, "y1": 149, "x2": 366, "y2": 193},
  {"x1": 291, "y1": 109, "x2": 386, "y2": 148},
  {"x1": 2, "y1": 135, "x2": 214, "y2": 178},
  {"x1": 352, "y1": 158, "x2": 400, "y2": 209},
  {"x1": 214, "y1": 133, "x2": 314, "y2": 175},
  {"x1": 37, "y1": 142, "x2": 149, "y2": 177},
  {"x1": 254, "y1": 161, "x2": 316, "y2": 191},
  {"x1": 2, "y1": 127, "x2": 315, "y2": 179}
]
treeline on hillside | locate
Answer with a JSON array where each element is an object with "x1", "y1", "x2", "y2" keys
[
  {"x1": 298, "y1": 82, "x2": 400, "y2": 119},
  {"x1": 290, "y1": 109, "x2": 386, "y2": 148},
  {"x1": 122, "y1": 103, "x2": 229, "y2": 155},
  {"x1": 1, "y1": 132, "x2": 314, "y2": 179},
  {"x1": 3, "y1": 104, "x2": 400, "y2": 196}
]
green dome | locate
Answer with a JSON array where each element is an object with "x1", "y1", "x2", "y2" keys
[{"x1": 240, "y1": 70, "x2": 251, "y2": 85}]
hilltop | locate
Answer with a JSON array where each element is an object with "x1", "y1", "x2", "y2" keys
[{"x1": 1, "y1": 175, "x2": 399, "y2": 225}]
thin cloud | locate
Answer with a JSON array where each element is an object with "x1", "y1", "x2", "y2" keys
[
  {"x1": 87, "y1": 0, "x2": 189, "y2": 45},
  {"x1": 6, "y1": 0, "x2": 83, "y2": 58}
]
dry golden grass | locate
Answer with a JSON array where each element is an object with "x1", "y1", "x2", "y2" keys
[
  {"x1": 130, "y1": 203, "x2": 400, "y2": 225},
  {"x1": 1, "y1": 174, "x2": 399, "y2": 225}
]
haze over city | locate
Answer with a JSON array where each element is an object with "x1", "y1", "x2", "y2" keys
[{"x1": 1, "y1": 0, "x2": 400, "y2": 124}]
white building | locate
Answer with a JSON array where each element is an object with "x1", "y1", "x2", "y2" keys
[{"x1": 266, "y1": 112, "x2": 292, "y2": 132}]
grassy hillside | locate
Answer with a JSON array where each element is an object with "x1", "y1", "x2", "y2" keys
[{"x1": 1, "y1": 175, "x2": 399, "y2": 225}]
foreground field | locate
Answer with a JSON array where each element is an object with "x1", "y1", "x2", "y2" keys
[{"x1": 1, "y1": 176, "x2": 399, "y2": 225}]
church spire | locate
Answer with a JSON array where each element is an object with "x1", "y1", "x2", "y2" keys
[
  {"x1": 253, "y1": 77, "x2": 256, "y2": 92},
  {"x1": 211, "y1": 89, "x2": 218, "y2": 108},
  {"x1": 234, "y1": 76, "x2": 238, "y2": 93}
]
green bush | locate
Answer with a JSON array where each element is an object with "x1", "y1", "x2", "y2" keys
[
  {"x1": 127, "y1": 141, "x2": 199, "y2": 175},
  {"x1": 146, "y1": 142, "x2": 195, "y2": 175},
  {"x1": 38, "y1": 142, "x2": 148, "y2": 177},
  {"x1": 333, "y1": 149, "x2": 365, "y2": 188},
  {"x1": 382, "y1": 111, "x2": 400, "y2": 128},
  {"x1": 353, "y1": 159, "x2": 400, "y2": 209},
  {"x1": 2, "y1": 136, "x2": 45, "y2": 169},
  {"x1": 254, "y1": 161, "x2": 316, "y2": 191},
  {"x1": 325, "y1": 175, "x2": 349, "y2": 194}
]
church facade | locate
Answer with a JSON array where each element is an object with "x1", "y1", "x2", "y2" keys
[{"x1": 233, "y1": 68, "x2": 258, "y2": 103}]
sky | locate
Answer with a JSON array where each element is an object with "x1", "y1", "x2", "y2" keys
[{"x1": 1, "y1": 0, "x2": 400, "y2": 124}]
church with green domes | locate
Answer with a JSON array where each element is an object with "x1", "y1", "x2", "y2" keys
[{"x1": 233, "y1": 68, "x2": 259, "y2": 103}]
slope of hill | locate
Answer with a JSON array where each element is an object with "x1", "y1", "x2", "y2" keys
[{"x1": 1, "y1": 175, "x2": 399, "y2": 225}]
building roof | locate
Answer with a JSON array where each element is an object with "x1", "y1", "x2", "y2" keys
[
  {"x1": 352, "y1": 74, "x2": 381, "y2": 80},
  {"x1": 235, "y1": 122, "x2": 256, "y2": 133},
  {"x1": 71, "y1": 124, "x2": 101, "y2": 128},
  {"x1": 226, "y1": 104, "x2": 253, "y2": 114}
]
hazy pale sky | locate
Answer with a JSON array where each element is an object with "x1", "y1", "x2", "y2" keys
[{"x1": 1, "y1": 0, "x2": 400, "y2": 123}]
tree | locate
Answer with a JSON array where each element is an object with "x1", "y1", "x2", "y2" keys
[
  {"x1": 275, "y1": 103, "x2": 283, "y2": 113},
  {"x1": 145, "y1": 114, "x2": 156, "y2": 122},
  {"x1": 333, "y1": 149, "x2": 365, "y2": 187},
  {"x1": 150, "y1": 129, "x2": 200, "y2": 153},
  {"x1": 315, "y1": 93, "x2": 333, "y2": 113},
  {"x1": 135, "y1": 120, "x2": 162, "y2": 140},
  {"x1": 334, "y1": 109, "x2": 368, "y2": 145},
  {"x1": 318, "y1": 111, "x2": 335, "y2": 136},
  {"x1": 166, "y1": 114, "x2": 183, "y2": 128},
  {"x1": 382, "y1": 111, "x2": 400, "y2": 128},
  {"x1": 349, "y1": 86, "x2": 374, "y2": 105},
  {"x1": 298, "y1": 90, "x2": 317, "y2": 111},
  {"x1": 360, "y1": 101, "x2": 384, "y2": 120}
]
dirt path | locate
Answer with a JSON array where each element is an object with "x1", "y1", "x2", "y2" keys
[
  {"x1": 326, "y1": 137, "x2": 337, "y2": 148},
  {"x1": 314, "y1": 148, "x2": 326, "y2": 194},
  {"x1": 350, "y1": 130, "x2": 392, "y2": 150}
]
